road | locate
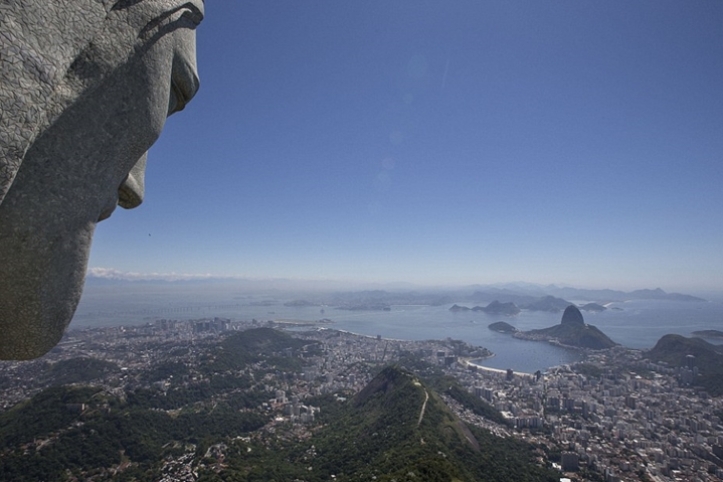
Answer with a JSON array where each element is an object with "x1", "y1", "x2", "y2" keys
[{"x1": 417, "y1": 388, "x2": 429, "y2": 427}]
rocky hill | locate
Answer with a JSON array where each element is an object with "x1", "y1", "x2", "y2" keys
[
  {"x1": 646, "y1": 334, "x2": 723, "y2": 395},
  {"x1": 647, "y1": 334, "x2": 723, "y2": 365},
  {"x1": 477, "y1": 300, "x2": 521, "y2": 315}
]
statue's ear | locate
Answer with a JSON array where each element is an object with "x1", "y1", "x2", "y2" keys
[
  {"x1": 118, "y1": 152, "x2": 147, "y2": 209},
  {"x1": 0, "y1": 24, "x2": 48, "y2": 206}
]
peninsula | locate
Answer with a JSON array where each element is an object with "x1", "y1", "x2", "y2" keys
[{"x1": 511, "y1": 305, "x2": 617, "y2": 350}]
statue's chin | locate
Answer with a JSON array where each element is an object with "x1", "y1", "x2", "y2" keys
[{"x1": 0, "y1": 222, "x2": 94, "y2": 360}]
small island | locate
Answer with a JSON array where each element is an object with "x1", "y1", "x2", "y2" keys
[
  {"x1": 450, "y1": 301, "x2": 520, "y2": 316},
  {"x1": 521, "y1": 295, "x2": 571, "y2": 312},
  {"x1": 477, "y1": 300, "x2": 521, "y2": 315},
  {"x1": 488, "y1": 321, "x2": 518, "y2": 334},
  {"x1": 579, "y1": 302, "x2": 606, "y2": 312}
]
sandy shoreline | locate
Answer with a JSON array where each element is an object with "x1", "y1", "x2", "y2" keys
[{"x1": 461, "y1": 357, "x2": 534, "y2": 377}]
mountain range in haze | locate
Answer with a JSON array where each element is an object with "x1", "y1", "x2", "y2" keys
[{"x1": 85, "y1": 270, "x2": 706, "y2": 303}]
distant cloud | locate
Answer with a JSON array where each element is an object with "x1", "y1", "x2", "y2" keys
[
  {"x1": 85, "y1": 268, "x2": 423, "y2": 291},
  {"x1": 87, "y1": 267, "x2": 218, "y2": 282}
]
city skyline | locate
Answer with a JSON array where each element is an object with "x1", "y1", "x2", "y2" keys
[{"x1": 87, "y1": 1, "x2": 723, "y2": 293}]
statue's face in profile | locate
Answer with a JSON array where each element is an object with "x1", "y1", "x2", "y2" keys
[{"x1": 0, "y1": 0, "x2": 204, "y2": 359}]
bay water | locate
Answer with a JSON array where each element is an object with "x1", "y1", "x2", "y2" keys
[{"x1": 71, "y1": 284, "x2": 723, "y2": 373}]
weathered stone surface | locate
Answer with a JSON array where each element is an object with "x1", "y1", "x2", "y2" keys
[
  {"x1": 0, "y1": 0, "x2": 203, "y2": 359},
  {"x1": 560, "y1": 305, "x2": 585, "y2": 326}
]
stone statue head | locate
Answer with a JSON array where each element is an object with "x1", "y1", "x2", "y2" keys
[{"x1": 0, "y1": 0, "x2": 204, "y2": 359}]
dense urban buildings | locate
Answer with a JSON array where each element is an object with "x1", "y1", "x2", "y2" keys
[{"x1": 0, "y1": 319, "x2": 721, "y2": 481}]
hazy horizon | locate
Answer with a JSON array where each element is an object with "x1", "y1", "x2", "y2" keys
[{"x1": 84, "y1": 268, "x2": 722, "y2": 300}]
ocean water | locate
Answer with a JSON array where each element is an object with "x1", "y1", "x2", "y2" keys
[{"x1": 71, "y1": 284, "x2": 723, "y2": 373}]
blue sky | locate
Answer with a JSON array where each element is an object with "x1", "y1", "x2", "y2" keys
[{"x1": 88, "y1": 1, "x2": 723, "y2": 292}]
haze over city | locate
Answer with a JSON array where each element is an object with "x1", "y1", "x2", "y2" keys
[{"x1": 87, "y1": 1, "x2": 723, "y2": 294}]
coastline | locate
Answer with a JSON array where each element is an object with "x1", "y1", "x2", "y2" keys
[
  {"x1": 461, "y1": 357, "x2": 534, "y2": 378},
  {"x1": 512, "y1": 332, "x2": 591, "y2": 351},
  {"x1": 310, "y1": 327, "x2": 410, "y2": 343}
]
